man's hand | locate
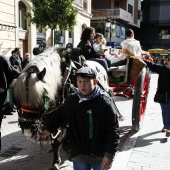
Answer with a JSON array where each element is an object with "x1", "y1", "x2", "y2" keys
[
  {"x1": 102, "y1": 157, "x2": 113, "y2": 170},
  {"x1": 39, "y1": 130, "x2": 51, "y2": 142}
]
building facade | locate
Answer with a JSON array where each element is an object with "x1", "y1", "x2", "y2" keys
[
  {"x1": 138, "y1": 0, "x2": 170, "y2": 53},
  {"x1": 91, "y1": 0, "x2": 142, "y2": 48},
  {"x1": 0, "y1": 0, "x2": 92, "y2": 59}
]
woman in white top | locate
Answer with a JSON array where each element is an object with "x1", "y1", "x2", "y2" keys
[{"x1": 115, "y1": 29, "x2": 149, "y2": 61}]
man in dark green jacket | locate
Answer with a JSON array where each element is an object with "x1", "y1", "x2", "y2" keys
[{"x1": 40, "y1": 66, "x2": 119, "y2": 170}]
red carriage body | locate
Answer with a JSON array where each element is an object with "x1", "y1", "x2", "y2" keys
[{"x1": 108, "y1": 60, "x2": 150, "y2": 131}]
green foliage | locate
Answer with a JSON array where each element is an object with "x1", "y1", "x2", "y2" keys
[{"x1": 26, "y1": 0, "x2": 77, "y2": 31}]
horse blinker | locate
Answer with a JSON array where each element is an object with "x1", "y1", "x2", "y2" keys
[{"x1": 37, "y1": 68, "x2": 46, "y2": 81}]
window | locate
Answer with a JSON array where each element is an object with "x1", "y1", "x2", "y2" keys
[
  {"x1": 83, "y1": 0, "x2": 87, "y2": 11},
  {"x1": 36, "y1": 27, "x2": 46, "y2": 45},
  {"x1": 69, "y1": 31, "x2": 72, "y2": 38},
  {"x1": 115, "y1": 25, "x2": 120, "y2": 38},
  {"x1": 19, "y1": 1, "x2": 27, "y2": 30},
  {"x1": 138, "y1": 10, "x2": 140, "y2": 20},
  {"x1": 120, "y1": 27, "x2": 126, "y2": 39},
  {"x1": 114, "y1": 0, "x2": 119, "y2": 8},
  {"x1": 159, "y1": 29, "x2": 170, "y2": 39},
  {"x1": 128, "y1": 4, "x2": 133, "y2": 16}
]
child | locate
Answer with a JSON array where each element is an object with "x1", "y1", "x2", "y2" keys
[
  {"x1": 93, "y1": 33, "x2": 111, "y2": 68},
  {"x1": 40, "y1": 66, "x2": 119, "y2": 170}
]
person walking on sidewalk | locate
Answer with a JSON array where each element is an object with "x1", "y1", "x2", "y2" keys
[
  {"x1": 40, "y1": 66, "x2": 119, "y2": 170},
  {"x1": 144, "y1": 56, "x2": 170, "y2": 137},
  {"x1": 0, "y1": 55, "x2": 15, "y2": 150}
]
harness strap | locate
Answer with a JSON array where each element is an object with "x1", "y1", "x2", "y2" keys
[
  {"x1": 20, "y1": 107, "x2": 40, "y2": 114},
  {"x1": 43, "y1": 92, "x2": 49, "y2": 112}
]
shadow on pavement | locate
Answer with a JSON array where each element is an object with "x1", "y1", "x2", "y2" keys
[
  {"x1": 114, "y1": 96, "x2": 132, "y2": 102},
  {"x1": 118, "y1": 126, "x2": 132, "y2": 151},
  {"x1": 135, "y1": 130, "x2": 168, "y2": 147}
]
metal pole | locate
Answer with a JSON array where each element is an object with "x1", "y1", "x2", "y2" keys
[{"x1": 110, "y1": 23, "x2": 111, "y2": 47}]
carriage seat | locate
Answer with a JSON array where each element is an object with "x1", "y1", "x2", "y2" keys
[
  {"x1": 108, "y1": 56, "x2": 147, "y2": 84},
  {"x1": 107, "y1": 65, "x2": 126, "y2": 72},
  {"x1": 107, "y1": 65, "x2": 127, "y2": 84}
]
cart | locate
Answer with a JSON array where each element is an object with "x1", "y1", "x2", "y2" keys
[
  {"x1": 57, "y1": 44, "x2": 150, "y2": 132},
  {"x1": 108, "y1": 58, "x2": 150, "y2": 131}
]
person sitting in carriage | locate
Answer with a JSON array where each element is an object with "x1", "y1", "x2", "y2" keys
[
  {"x1": 112, "y1": 29, "x2": 150, "y2": 65},
  {"x1": 40, "y1": 66, "x2": 119, "y2": 170},
  {"x1": 93, "y1": 33, "x2": 112, "y2": 68},
  {"x1": 77, "y1": 27, "x2": 109, "y2": 71},
  {"x1": 108, "y1": 29, "x2": 150, "y2": 83}
]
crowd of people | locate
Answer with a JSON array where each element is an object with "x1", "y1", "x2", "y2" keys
[{"x1": 10, "y1": 48, "x2": 30, "y2": 73}]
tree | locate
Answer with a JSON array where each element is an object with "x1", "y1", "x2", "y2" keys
[{"x1": 26, "y1": 0, "x2": 77, "y2": 45}]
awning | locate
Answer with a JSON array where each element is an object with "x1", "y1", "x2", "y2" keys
[{"x1": 148, "y1": 49, "x2": 168, "y2": 54}]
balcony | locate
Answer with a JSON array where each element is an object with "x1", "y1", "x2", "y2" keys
[{"x1": 92, "y1": 8, "x2": 133, "y2": 24}]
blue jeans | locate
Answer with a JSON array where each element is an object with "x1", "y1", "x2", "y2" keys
[
  {"x1": 73, "y1": 161, "x2": 101, "y2": 170},
  {"x1": 160, "y1": 99, "x2": 170, "y2": 130},
  {"x1": 88, "y1": 58, "x2": 108, "y2": 71},
  {"x1": 105, "y1": 57, "x2": 111, "y2": 67}
]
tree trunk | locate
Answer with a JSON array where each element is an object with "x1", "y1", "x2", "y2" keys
[{"x1": 51, "y1": 29, "x2": 54, "y2": 47}]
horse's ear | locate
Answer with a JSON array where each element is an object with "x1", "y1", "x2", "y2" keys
[{"x1": 37, "y1": 68, "x2": 46, "y2": 81}]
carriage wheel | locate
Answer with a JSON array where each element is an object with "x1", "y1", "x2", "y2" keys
[{"x1": 132, "y1": 67, "x2": 149, "y2": 131}]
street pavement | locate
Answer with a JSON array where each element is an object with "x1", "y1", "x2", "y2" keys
[{"x1": 0, "y1": 73, "x2": 169, "y2": 170}]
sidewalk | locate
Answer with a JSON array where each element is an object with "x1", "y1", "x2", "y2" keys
[
  {"x1": 112, "y1": 73, "x2": 170, "y2": 170},
  {"x1": 1, "y1": 73, "x2": 169, "y2": 170}
]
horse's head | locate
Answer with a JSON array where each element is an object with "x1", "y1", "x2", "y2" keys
[{"x1": 11, "y1": 50, "x2": 62, "y2": 139}]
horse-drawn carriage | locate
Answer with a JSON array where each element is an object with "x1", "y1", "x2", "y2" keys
[{"x1": 10, "y1": 43, "x2": 150, "y2": 170}]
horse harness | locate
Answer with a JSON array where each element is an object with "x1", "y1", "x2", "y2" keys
[{"x1": 17, "y1": 59, "x2": 73, "y2": 126}]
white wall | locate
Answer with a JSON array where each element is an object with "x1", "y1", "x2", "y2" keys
[{"x1": 0, "y1": 0, "x2": 16, "y2": 57}]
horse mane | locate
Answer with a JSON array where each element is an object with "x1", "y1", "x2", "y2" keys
[{"x1": 12, "y1": 49, "x2": 62, "y2": 109}]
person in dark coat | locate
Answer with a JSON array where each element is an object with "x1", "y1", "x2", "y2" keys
[
  {"x1": 40, "y1": 66, "x2": 119, "y2": 170},
  {"x1": 22, "y1": 53, "x2": 30, "y2": 69},
  {"x1": 144, "y1": 56, "x2": 170, "y2": 137},
  {"x1": 10, "y1": 47, "x2": 22, "y2": 72},
  {"x1": 0, "y1": 55, "x2": 15, "y2": 150},
  {"x1": 77, "y1": 27, "x2": 109, "y2": 71}
]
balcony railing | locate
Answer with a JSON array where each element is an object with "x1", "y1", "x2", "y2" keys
[{"x1": 92, "y1": 8, "x2": 133, "y2": 24}]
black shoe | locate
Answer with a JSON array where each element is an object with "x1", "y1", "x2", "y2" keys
[{"x1": 165, "y1": 130, "x2": 170, "y2": 137}]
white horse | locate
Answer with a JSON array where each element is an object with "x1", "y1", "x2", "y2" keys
[
  {"x1": 11, "y1": 48, "x2": 110, "y2": 170},
  {"x1": 12, "y1": 50, "x2": 62, "y2": 109}
]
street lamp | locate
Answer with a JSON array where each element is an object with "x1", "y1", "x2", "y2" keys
[{"x1": 105, "y1": 18, "x2": 116, "y2": 47}]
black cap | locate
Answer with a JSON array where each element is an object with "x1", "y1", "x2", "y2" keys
[{"x1": 76, "y1": 67, "x2": 97, "y2": 78}]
